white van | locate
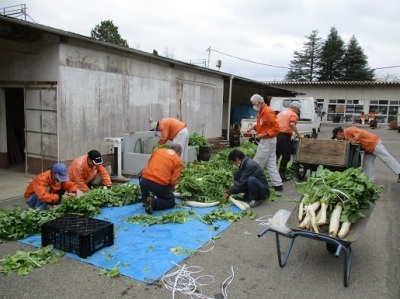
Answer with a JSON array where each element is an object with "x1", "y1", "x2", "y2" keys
[{"x1": 270, "y1": 97, "x2": 321, "y2": 138}]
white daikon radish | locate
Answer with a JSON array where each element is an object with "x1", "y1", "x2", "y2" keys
[
  {"x1": 305, "y1": 206, "x2": 319, "y2": 233},
  {"x1": 329, "y1": 204, "x2": 343, "y2": 238},
  {"x1": 186, "y1": 201, "x2": 220, "y2": 208},
  {"x1": 229, "y1": 196, "x2": 249, "y2": 211},
  {"x1": 338, "y1": 222, "x2": 351, "y2": 239},
  {"x1": 298, "y1": 202, "x2": 304, "y2": 221},
  {"x1": 316, "y1": 202, "x2": 328, "y2": 225}
]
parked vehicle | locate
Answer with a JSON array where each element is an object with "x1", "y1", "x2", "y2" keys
[{"x1": 269, "y1": 97, "x2": 321, "y2": 138}]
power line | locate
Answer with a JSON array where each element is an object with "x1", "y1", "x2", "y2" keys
[
  {"x1": 372, "y1": 66, "x2": 400, "y2": 70},
  {"x1": 209, "y1": 48, "x2": 290, "y2": 69},
  {"x1": 208, "y1": 48, "x2": 399, "y2": 72}
]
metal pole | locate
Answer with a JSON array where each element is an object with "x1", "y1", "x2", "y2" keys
[
  {"x1": 207, "y1": 46, "x2": 211, "y2": 68},
  {"x1": 227, "y1": 75, "x2": 234, "y2": 142}
]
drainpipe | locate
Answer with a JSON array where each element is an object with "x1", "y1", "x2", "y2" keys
[{"x1": 226, "y1": 75, "x2": 234, "y2": 142}]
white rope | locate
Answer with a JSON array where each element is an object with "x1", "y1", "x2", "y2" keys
[
  {"x1": 255, "y1": 214, "x2": 274, "y2": 226},
  {"x1": 221, "y1": 266, "x2": 236, "y2": 299},
  {"x1": 162, "y1": 263, "x2": 215, "y2": 299},
  {"x1": 161, "y1": 262, "x2": 236, "y2": 299},
  {"x1": 198, "y1": 236, "x2": 216, "y2": 253}
]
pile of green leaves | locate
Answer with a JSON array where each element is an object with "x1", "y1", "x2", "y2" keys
[
  {"x1": 58, "y1": 183, "x2": 142, "y2": 217},
  {"x1": 0, "y1": 245, "x2": 64, "y2": 276},
  {"x1": 295, "y1": 166, "x2": 384, "y2": 223},
  {"x1": 127, "y1": 210, "x2": 195, "y2": 226},
  {"x1": 0, "y1": 184, "x2": 141, "y2": 242},
  {"x1": 188, "y1": 132, "x2": 211, "y2": 148},
  {"x1": 0, "y1": 208, "x2": 60, "y2": 242},
  {"x1": 177, "y1": 142, "x2": 283, "y2": 203},
  {"x1": 127, "y1": 208, "x2": 256, "y2": 226}
]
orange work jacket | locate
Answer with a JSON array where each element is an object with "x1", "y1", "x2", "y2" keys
[
  {"x1": 158, "y1": 118, "x2": 186, "y2": 145},
  {"x1": 24, "y1": 170, "x2": 77, "y2": 204},
  {"x1": 254, "y1": 105, "x2": 280, "y2": 138},
  {"x1": 68, "y1": 155, "x2": 112, "y2": 192},
  {"x1": 277, "y1": 108, "x2": 298, "y2": 135},
  {"x1": 142, "y1": 148, "x2": 184, "y2": 187},
  {"x1": 343, "y1": 126, "x2": 380, "y2": 154}
]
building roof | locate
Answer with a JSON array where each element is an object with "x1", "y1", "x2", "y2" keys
[
  {"x1": 0, "y1": 15, "x2": 298, "y2": 96},
  {"x1": 264, "y1": 81, "x2": 400, "y2": 86}
]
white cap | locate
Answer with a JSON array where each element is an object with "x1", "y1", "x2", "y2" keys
[
  {"x1": 150, "y1": 121, "x2": 158, "y2": 130},
  {"x1": 290, "y1": 101, "x2": 301, "y2": 110}
]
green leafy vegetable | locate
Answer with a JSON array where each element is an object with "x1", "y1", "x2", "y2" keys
[{"x1": 0, "y1": 245, "x2": 64, "y2": 276}]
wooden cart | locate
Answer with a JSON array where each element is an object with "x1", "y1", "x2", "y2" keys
[{"x1": 293, "y1": 139, "x2": 362, "y2": 180}]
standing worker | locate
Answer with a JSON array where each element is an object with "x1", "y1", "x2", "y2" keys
[
  {"x1": 368, "y1": 111, "x2": 376, "y2": 122},
  {"x1": 223, "y1": 149, "x2": 270, "y2": 207},
  {"x1": 68, "y1": 150, "x2": 112, "y2": 196},
  {"x1": 139, "y1": 144, "x2": 184, "y2": 214},
  {"x1": 246, "y1": 94, "x2": 283, "y2": 191},
  {"x1": 276, "y1": 101, "x2": 302, "y2": 181},
  {"x1": 332, "y1": 126, "x2": 400, "y2": 182},
  {"x1": 24, "y1": 162, "x2": 77, "y2": 210},
  {"x1": 151, "y1": 118, "x2": 189, "y2": 163},
  {"x1": 360, "y1": 112, "x2": 366, "y2": 124}
]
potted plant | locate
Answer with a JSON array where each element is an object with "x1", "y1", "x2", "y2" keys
[{"x1": 188, "y1": 132, "x2": 212, "y2": 161}]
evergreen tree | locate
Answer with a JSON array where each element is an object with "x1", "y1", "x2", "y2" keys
[
  {"x1": 317, "y1": 27, "x2": 345, "y2": 81},
  {"x1": 341, "y1": 35, "x2": 374, "y2": 81},
  {"x1": 91, "y1": 20, "x2": 129, "y2": 47},
  {"x1": 285, "y1": 30, "x2": 321, "y2": 81}
]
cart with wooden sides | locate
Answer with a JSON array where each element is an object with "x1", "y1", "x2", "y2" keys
[
  {"x1": 258, "y1": 201, "x2": 375, "y2": 287},
  {"x1": 293, "y1": 139, "x2": 362, "y2": 180}
]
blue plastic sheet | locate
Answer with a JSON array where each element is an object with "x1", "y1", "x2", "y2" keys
[{"x1": 20, "y1": 196, "x2": 239, "y2": 283}]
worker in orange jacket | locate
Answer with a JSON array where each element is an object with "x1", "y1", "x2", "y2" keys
[
  {"x1": 139, "y1": 144, "x2": 184, "y2": 214},
  {"x1": 24, "y1": 162, "x2": 77, "y2": 210},
  {"x1": 151, "y1": 118, "x2": 189, "y2": 162},
  {"x1": 276, "y1": 101, "x2": 302, "y2": 181},
  {"x1": 68, "y1": 150, "x2": 112, "y2": 195},
  {"x1": 332, "y1": 126, "x2": 400, "y2": 182},
  {"x1": 246, "y1": 94, "x2": 283, "y2": 191}
]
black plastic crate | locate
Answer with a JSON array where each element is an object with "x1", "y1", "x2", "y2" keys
[{"x1": 41, "y1": 215, "x2": 114, "y2": 258}]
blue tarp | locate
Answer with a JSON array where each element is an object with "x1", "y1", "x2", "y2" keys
[{"x1": 20, "y1": 184, "x2": 239, "y2": 283}]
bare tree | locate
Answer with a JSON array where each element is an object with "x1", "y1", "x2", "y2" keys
[{"x1": 163, "y1": 47, "x2": 175, "y2": 59}]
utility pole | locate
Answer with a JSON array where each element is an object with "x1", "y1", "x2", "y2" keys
[{"x1": 206, "y1": 46, "x2": 211, "y2": 68}]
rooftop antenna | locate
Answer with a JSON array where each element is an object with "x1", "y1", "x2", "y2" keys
[
  {"x1": 0, "y1": 4, "x2": 36, "y2": 22},
  {"x1": 216, "y1": 60, "x2": 222, "y2": 71},
  {"x1": 206, "y1": 46, "x2": 211, "y2": 68}
]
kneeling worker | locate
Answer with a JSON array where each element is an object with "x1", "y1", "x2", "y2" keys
[
  {"x1": 68, "y1": 150, "x2": 112, "y2": 196},
  {"x1": 223, "y1": 149, "x2": 270, "y2": 207},
  {"x1": 24, "y1": 162, "x2": 77, "y2": 210},
  {"x1": 139, "y1": 144, "x2": 184, "y2": 214}
]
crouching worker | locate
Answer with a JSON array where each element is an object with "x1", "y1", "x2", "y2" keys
[
  {"x1": 68, "y1": 150, "x2": 112, "y2": 196},
  {"x1": 139, "y1": 144, "x2": 184, "y2": 214},
  {"x1": 223, "y1": 149, "x2": 270, "y2": 208},
  {"x1": 24, "y1": 163, "x2": 77, "y2": 210}
]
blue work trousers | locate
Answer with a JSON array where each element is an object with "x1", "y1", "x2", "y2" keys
[
  {"x1": 139, "y1": 178, "x2": 176, "y2": 211},
  {"x1": 245, "y1": 176, "x2": 269, "y2": 201}
]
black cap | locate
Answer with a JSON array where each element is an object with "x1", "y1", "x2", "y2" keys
[
  {"x1": 88, "y1": 150, "x2": 103, "y2": 165},
  {"x1": 331, "y1": 127, "x2": 343, "y2": 139}
]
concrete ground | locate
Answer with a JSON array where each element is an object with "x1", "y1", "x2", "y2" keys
[{"x1": 0, "y1": 122, "x2": 399, "y2": 299}]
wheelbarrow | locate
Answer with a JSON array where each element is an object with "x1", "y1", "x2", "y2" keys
[{"x1": 258, "y1": 201, "x2": 375, "y2": 287}]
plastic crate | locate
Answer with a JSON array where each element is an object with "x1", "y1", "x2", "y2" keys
[{"x1": 41, "y1": 215, "x2": 114, "y2": 258}]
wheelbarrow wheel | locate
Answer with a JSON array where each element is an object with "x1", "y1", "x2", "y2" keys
[
  {"x1": 326, "y1": 242, "x2": 338, "y2": 253},
  {"x1": 295, "y1": 163, "x2": 307, "y2": 180}
]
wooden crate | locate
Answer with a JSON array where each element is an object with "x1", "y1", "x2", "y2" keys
[{"x1": 295, "y1": 139, "x2": 350, "y2": 167}]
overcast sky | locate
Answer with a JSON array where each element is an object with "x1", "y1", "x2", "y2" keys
[{"x1": 1, "y1": 0, "x2": 399, "y2": 81}]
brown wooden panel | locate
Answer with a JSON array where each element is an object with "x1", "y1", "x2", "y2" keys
[{"x1": 296, "y1": 139, "x2": 349, "y2": 167}]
